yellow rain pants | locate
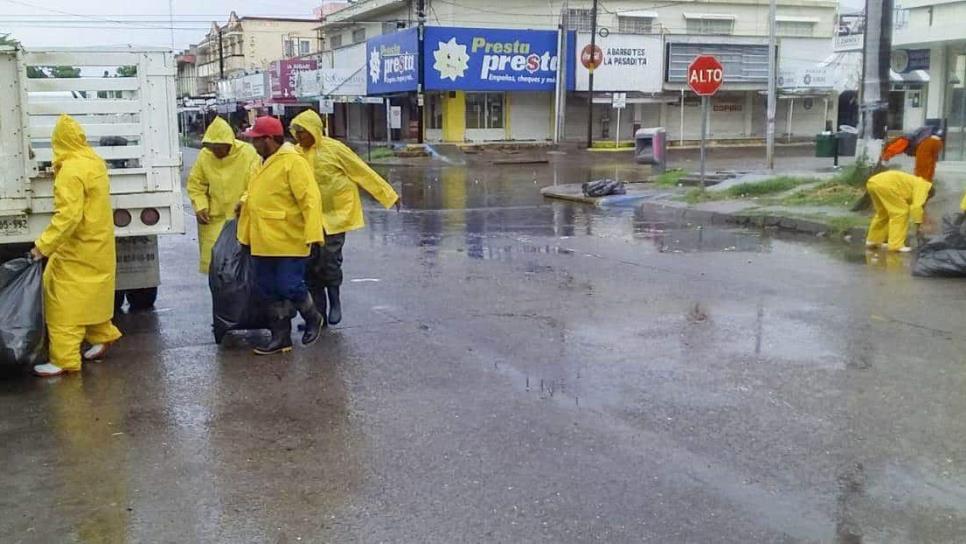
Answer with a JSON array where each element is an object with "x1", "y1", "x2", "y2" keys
[
  {"x1": 866, "y1": 170, "x2": 932, "y2": 251},
  {"x1": 187, "y1": 117, "x2": 261, "y2": 273},
  {"x1": 49, "y1": 322, "x2": 122, "y2": 372}
]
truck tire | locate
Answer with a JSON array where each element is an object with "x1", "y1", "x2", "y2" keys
[{"x1": 126, "y1": 287, "x2": 158, "y2": 311}]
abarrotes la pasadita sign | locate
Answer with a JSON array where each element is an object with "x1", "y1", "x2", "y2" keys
[
  {"x1": 424, "y1": 27, "x2": 574, "y2": 92},
  {"x1": 367, "y1": 28, "x2": 419, "y2": 95}
]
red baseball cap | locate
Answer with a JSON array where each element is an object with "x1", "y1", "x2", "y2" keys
[{"x1": 245, "y1": 116, "x2": 284, "y2": 138}]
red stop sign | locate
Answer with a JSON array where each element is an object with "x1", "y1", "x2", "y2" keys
[{"x1": 687, "y1": 55, "x2": 724, "y2": 96}]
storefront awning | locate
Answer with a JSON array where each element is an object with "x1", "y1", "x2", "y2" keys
[
  {"x1": 682, "y1": 13, "x2": 736, "y2": 20},
  {"x1": 890, "y1": 69, "x2": 929, "y2": 83}
]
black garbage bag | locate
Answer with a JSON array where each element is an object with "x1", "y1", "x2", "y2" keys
[
  {"x1": 208, "y1": 220, "x2": 269, "y2": 343},
  {"x1": 0, "y1": 258, "x2": 47, "y2": 367},
  {"x1": 582, "y1": 179, "x2": 627, "y2": 197},
  {"x1": 913, "y1": 214, "x2": 966, "y2": 277}
]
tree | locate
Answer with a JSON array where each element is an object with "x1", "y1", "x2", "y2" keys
[
  {"x1": 116, "y1": 65, "x2": 137, "y2": 77},
  {"x1": 0, "y1": 33, "x2": 19, "y2": 47},
  {"x1": 48, "y1": 66, "x2": 81, "y2": 78}
]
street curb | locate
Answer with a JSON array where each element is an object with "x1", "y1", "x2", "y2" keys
[{"x1": 637, "y1": 201, "x2": 867, "y2": 243}]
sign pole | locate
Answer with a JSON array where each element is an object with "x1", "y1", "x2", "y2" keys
[
  {"x1": 586, "y1": 0, "x2": 599, "y2": 149},
  {"x1": 688, "y1": 55, "x2": 723, "y2": 190},
  {"x1": 700, "y1": 95, "x2": 709, "y2": 189},
  {"x1": 616, "y1": 106, "x2": 621, "y2": 148},
  {"x1": 766, "y1": 0, "x2": 777, "y2": 170}
]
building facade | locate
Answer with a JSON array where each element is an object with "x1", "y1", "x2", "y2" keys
[
  {"x1": 194, "y1": 12, "x2": 322, "y2": 95},
  {"x1": 893, "y1": 0, "x2": 966, "y2": 161},
  {"x1": 319, "y1": 0, "x2": 838, "y2": 144},
  {"x1": 176, "y1": 47, "x2": 199, "y2": 98}
]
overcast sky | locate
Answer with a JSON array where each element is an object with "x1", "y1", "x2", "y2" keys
[
  {"x1": 0, "y1": 0, "x2": 322, "y2": 50},
  {"x1": 2, "y1": 0, "x2": 866, "y2": 51}
]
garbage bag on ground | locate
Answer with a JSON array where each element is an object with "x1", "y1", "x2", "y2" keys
[
  {"x1": 208, "y1": 220, "x2": 269, "y2": 343},
  {"x1": 913, "y1": 214, "x2": 966, "y2": 277},
  {"x1": 582, "y1": 179, "x2": 626, "y2": 197},
  {"x1": 0, "y1": 257, "x2": 47, "y2": 367}
]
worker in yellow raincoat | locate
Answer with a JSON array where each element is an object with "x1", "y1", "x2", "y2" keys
[
  {"x1": 865, "y1": 170, "x2": 935, "y2": 253},
  {"x1": 290, "y1": 109, "x2": 399, "y2": 326},
  {"x1": 237, "y1": 116, "x2": 325, "y2": 355},
  {"x1": 31, "y1": 115, "x2": 122, "y2": 377},
  {"x1": 186, "y1": 116, "x2": 260, "y2": 273}
]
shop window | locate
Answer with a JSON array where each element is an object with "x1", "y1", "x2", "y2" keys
[
  {"x1": 777, "y1": 21, "x2": 815, "y2": 37},
  {"x1": 353, "y1": 28, "x2": 367, "y2": 44},
  {"x1": 619, "y1": 16, "x2": 654, "y2": 34},
  {"x1": 329, "y1": 34, "x2": 343, "y2": 49},
  {"x1": 566, "y1": 9, "x2": 594, "y2": 33},
  {"x1": 685, "y1": 17, "x2": 735, "y2": 35},
  {"x1": 383, "y1": 21, "x2": 406, "y2": 34},
  {"x1": 427, "y1": 94, "x2": 444, "y2": 130},
  {"x1": 466, "y1": 93, "x2": 504, "y2": 130}
]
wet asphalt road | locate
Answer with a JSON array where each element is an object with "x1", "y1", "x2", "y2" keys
[{"x1": 3, "y1": 148, "x2": 966, "y2": 543}]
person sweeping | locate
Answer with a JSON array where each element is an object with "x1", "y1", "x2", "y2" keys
[
  {"x1": 865, "y1": 170, "x2": 935, "y2": 253},
  {"x1": 289, "y1": 109, "x2": 399, "y2": 326},
  {"x1": 187, "y1": 116, "x2": 260, "y2": 273},
  {"x1": 31, "y1": 115, "x2": 123, "y2": 377}
]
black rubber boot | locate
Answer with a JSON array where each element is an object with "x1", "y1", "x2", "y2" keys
[
  {"x1": 296, "y1": 294, "x2": 324, "y2": 346},
  {"x1": 327, "y1": 286, "x2": 342, "y2": 325},
  {"x1": 298, "y1": 287, "x2": 327, "y2": 332},
  {"x1": 253, "y1": 302, "x2": 294, "y2": 356}
]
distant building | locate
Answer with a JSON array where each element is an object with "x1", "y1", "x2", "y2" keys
[
  {"x1": 316, "y1": 0, "x2": 839, "y2": 144},
  {"x1": 176, "y1": 46, "x2": 199, "y2": 98},
  {"x1": 893, "y1": 0, "x2": 966, "y2": 161},
  {"x1": 194, "y1": 11, "x2": 322, "y2": 95}
]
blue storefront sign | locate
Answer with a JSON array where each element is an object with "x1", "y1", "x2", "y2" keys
[
  {"x1": 367, "y1": 28, "x2": 419, "y2": 95},
  {"x1": 893, "y1": 48, "x2": 930, "y2": 74},
  {"x1": 424, "y1": 26, "x2": 573, "y2": 92}
]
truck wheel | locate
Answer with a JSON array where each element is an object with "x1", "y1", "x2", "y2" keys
[{"x1": 126, "y1": 287, "x2": 158, "y2": 311}]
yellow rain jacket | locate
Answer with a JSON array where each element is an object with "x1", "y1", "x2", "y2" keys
[
  {"x1": 186, "y1": 118, "x2": 261, "y2": 273},
  {"x1": 291, "y1": 110, "x2": 398, "y2": 235},
  {"x1": 237, "y1": 143, "x2": 324, "y2": 257},
  {"x1": 35, "y1": 115, "x2": 116, "y2": 326},
  {"x1": 866, "y1": 170, "x2": 933, "y2": 251}
]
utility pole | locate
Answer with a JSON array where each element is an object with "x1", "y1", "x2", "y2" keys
[
  {"x1": 417, "y1": 0, "x2": 426, "y2": 144},
  {"x1": 765, "y1": 0, "x2": 777, "y2": 170},
  {"x1": 861, "y1": 0, "x2": 893, "y2": 152},
  {"x1": 585, "y1": 0, "x2": 598, "y2": 149},
  {"x1": 218, "y1": 28, "x2": 225, "y2": 80},
  {"x1": 553, "y1": 7, "x2": 568, "y2": 143},
  {"x1": 168, "y1": 0, "x2": 175, "y2": 50}
]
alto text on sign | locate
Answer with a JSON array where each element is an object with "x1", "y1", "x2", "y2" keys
[{"x1": 687, "y1": 55, "x2": 724, "y2": 96}]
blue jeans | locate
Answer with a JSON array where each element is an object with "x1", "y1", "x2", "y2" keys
[{"x1": 253, "y1": 256, "x2": 308, "y2": 303}]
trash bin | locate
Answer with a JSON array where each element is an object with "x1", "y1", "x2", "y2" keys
[
  {"x1": 815, "y1": 133, "x2": 836, "y2": 157},
  {"x1": 836, "y1": 132, "x2": 857, "y2": 156},
  {"x1": 635, "y1": 127, "x2": 667, "y2": 172}
]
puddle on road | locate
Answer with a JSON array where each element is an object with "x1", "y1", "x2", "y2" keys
[{"x1": 367, "y1": 160, "x2": 878, "y2": 264}]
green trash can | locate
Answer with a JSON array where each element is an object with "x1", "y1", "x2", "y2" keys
[{"x1": 815, "y1": 133, "x2": 836, "y2": 157}]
